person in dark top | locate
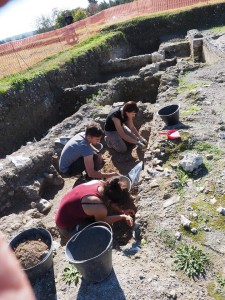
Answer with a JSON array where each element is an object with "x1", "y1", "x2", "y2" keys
[
  {"x1": 63, "y1": 11, "x2": 78, "y2": 44},
  {"x1": 104, "y1": 101, "x2": 148, "y2": 153},
  {"x1": 55, "y1": 178, "x2": 135, "y2": 238},
  {"x1": 64, "y1": 12, "x2": 74, "y2": 26}
]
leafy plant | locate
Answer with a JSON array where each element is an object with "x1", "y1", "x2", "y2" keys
[
  {"x1": 217, "y1": 274, "x2": 225, "y2": 289},
  {"x1": 174, "y1": 244, "x2": 209, "y2": 278},
  {"x1": 62, "y1": 264, "x2": 81, "y2": 285},
  {"x1": 176, "y1": 167, "x2": 190, "y2": 191}
]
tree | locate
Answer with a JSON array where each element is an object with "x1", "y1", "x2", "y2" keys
[
  {"x1": 73, "y1": 8, "x2": 88, "y2": 21},
  {"x1": 87, "y1": 3, "x2": 99, "y2": 15},
  {"x1": 34, "y1": 8, "x2": 59, "y2": 33},
  {"x1": 98, "y1": 1, "x2": 110, "y2": 10},
  {"x1": 55, "y1": 10, "x2": 66, "y2": 29},
  {"x1": 88, "y1": 0, "x2": 98, "y2": 3}
]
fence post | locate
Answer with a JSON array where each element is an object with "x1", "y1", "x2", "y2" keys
[
  {"x1": 55, "y1": 29, "x2": 65, "y2": 51},
  {"x1": 136, "y1": 0, "x2": 140, "y2": 15},
  {"x1": 10, "y1": 41, "x2": 23, "y2": 71}
]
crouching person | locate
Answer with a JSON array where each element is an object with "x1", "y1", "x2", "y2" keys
[
  {"x1": 104, "y1": 101, "x2": 148, "y2": 153},
  {"x1": 59, "y1": 122, "x2": 118, "y2": 179},
  {"x1": 55, "y1": 178, "x2": 135, "y2": 239}
]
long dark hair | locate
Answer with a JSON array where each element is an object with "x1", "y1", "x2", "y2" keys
[
  {"x1": 102, "y1": 178, "x2": 130, "y2": 206},
  {"x1": 122, "y1": 101, "x2": 139, "y2": 114}
]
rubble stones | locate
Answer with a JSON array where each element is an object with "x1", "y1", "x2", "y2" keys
[{"x1": 179, "y1": 153, "x2": 203, "y2": 172}]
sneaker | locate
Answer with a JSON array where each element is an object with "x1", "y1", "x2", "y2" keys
[{"x1": 104, "y1": 136, "x2": 112, "y2": 148}]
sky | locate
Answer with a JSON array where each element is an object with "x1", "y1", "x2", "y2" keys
[{"x1": 0, "y1": 0, "x2": 91, "y2": 40}]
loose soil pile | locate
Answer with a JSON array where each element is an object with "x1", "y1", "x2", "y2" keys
[{"x1": 14, "y1": 238, "x2": 49, "y2": 269}]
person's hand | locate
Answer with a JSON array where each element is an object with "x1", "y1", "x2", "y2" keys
[
  {"x1": 139, "y1": 136, "x2": 148, "y2": 145},
  {"x1": 122, "y1": 215, "x2": 134, "y2": 227},
  {"x1": 123, "y1": 209, "x2": 135, "y2": 216},
  {"x1": 0, "y1": 234, "x2": 35, "y2": 299},
  {"x1": 137, "y1": 140, "x2": 147, "y2": 150},
  {"x1": 107, "y1": 172, "x2": 120, "y2": 178}
]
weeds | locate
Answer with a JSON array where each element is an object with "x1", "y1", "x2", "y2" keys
[
  {"x1": 86, "y1": 90, "x2": 103, "y2": 104},
  {"x1": 174, "y1": 244, "x2": 209, "y2": 278},
  {"x1": 159, "y1": 229, "x2": 176, "y2": 249},
  {"x1": 176, "y1": 167, "x2": 190, "y2": 191},
  {"x1": 62, "y1": 264, "x2": 81, "y2": 285}
]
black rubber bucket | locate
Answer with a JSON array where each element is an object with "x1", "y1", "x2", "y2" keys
[
  {"x1": 65, "y1": 222, "x2": 113, "y2": 283},
  {"x1": 157, "y1": 104, "x2": 180, "y2": 126},
  {"x1": 9, "y1": 227, "x2": 53, "y2": 282}
]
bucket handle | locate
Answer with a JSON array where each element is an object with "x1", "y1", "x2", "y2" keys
[{"x1": 70, "y1": 221, "x2": 112, "y2": 243}]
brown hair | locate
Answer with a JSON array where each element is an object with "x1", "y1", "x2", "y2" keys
[
  {"x1": 85, "y1": 122, "x2": 104, "y2": 137},
  {"x1": 123, "y1": 101, "x2": 139, "y2": 114},
  {"x1": 102, "y1": 177, "x2": 130, "y2": 206}
]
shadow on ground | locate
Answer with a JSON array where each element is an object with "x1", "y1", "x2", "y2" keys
[
  {"x1": 77, "y1": 269, "x2": 126, "y2": 300},
  {"x1": 32, "y1": 267, "x2": 56, "y2": 300}
]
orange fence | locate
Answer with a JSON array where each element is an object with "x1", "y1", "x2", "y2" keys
[{"x1": 0, "y1": 0, "x2": 220, "y2": 78}]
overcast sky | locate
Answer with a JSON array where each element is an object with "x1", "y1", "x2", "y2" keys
[{"x1": 0, "y1": 0, "x2": 91, "y2": 40}]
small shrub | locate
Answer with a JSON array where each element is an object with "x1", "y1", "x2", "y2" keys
[
  {"x1": 159, "y1": 229, "x2": 176, "y2": 249},
  {"x1": 62, "y1": 264, "x2": 81, "y2": 285},
  {"x1": 174, "y1": 244, "x2": 209, "y2": 278}
]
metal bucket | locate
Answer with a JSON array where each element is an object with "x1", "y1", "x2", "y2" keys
[
  {"x1": 9, "y1": 227, "x2": 53, "y2": 282},
  {"x1": 65, "y1": 222, "x2": 113, "y2": 283}
]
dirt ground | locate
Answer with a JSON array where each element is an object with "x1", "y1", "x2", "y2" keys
[{"x1": 2, "y1": 43, "x2": 225, "y2": 299}]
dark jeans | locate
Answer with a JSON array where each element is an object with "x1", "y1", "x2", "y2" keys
[{"x1": 68, "y1": 153, "x2": 102, "y2": 176}]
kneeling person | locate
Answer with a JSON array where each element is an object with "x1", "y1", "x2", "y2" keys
[
  {"x1": 55, "y1": 178, "x2": 134, "y2": 238},
  {"x1": 59, "y1": 122, "x2": 117, "y2": 179}
]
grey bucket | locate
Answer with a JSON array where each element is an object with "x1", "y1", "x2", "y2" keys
[
  {"x1": 9, "y1": 227, "x2": 53, "y2": 282},
  {"x1": 157, "y1": 104, "x2": 180, "y2": 126},
  {"x1": 65, "y1": 222, "x2": 113, "y2": 283}
]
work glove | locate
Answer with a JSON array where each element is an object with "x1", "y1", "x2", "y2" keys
[
  {"x1": 139, "y1": 136, "x2": 148, "y2": 145},
  {"x1": 137, "y1": 140, "x2": 146, "y2": 150}
]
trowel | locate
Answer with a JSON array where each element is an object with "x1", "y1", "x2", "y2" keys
[{"x1": 158, "y1": 129, "x2": 180, "y2": 140}]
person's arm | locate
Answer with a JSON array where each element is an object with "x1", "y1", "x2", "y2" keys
[
  {"x1": 100, "y1": 214, "x2": 133, "y2": 227},
  {"x1": 0, "y1": 234, "x2": 35, "y2": 299},
  {"x1": 113, "y1": 117, "x2": 138, "y2": 144},
  {"x1": 125, "y1": 117, "x2": 140, "y2": 139},
  {"x1": 110, "y1": 203, "x2": 135, "y2": 216},
  {"x1": 83, "y1": 196, "x2": 133, "y2": 227},
  {"x1": 84, "y1": 155, "x2": 118, "y2": 179}
]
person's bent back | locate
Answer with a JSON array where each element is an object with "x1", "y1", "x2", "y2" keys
[{"x1": 59, "y1": 122, "x2": 118, "y2": 179}]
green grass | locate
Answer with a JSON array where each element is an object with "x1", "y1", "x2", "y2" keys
[
  {"x1": 191, "y1": 198, "x2": 225, "y2": 231},
  {"x1": 207, "y1": 275, "x2": 225, "y2": 300},
  {"x1": 177, "y1": 73, "x2": 208, "y2": 94},
  {"x1": 193, "y1": 142, "x2": 222, "y2": 156},
  {"x1": 159, "y1": 229, "x2": 176, "y2": 249},
  {"x1": 0, "y1": 31, "x2": 125, "y2": 93},
  {"x1": 181, "y1": 105, "x2": 201, "y2": 116},
  {"x1": 207, "y1": 25, "x2": 225, "y2": 34}
]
